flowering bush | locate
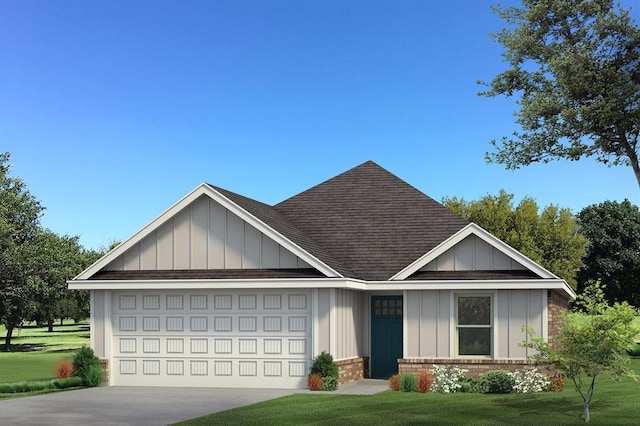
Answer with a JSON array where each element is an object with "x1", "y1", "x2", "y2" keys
[
  {"x1": 430, "y1": 365, "x2": 467, "y2": 393},
  {"x1": 510, "y1": 368, "x2": 549, "y2": 393}
]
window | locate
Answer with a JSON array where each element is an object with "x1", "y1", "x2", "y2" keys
[{"x1": 456, "y1": 295, "x2": 492, "y2": 357}]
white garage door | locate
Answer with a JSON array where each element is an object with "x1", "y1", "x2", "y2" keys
[{"x1": 110, "y1": 289, "x2": 311, "y2": 388}]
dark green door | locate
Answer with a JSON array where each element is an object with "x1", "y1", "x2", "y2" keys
[{"x1": 370, "y1": 295, "x2": 403, "y2": 378}]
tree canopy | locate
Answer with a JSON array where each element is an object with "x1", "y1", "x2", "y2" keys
[
  {"x1": 0, "y1": 152, "x2": 100, "y2": 350},
  {"x1": 443, "y1": 190, "x2": 587, "y2": 288},
  {"x1": 577, "y1": 199, "x2": 640, "y2": 306},
  {"x1": 482, "y1": 0, "x2": 640, "y2": 187}
]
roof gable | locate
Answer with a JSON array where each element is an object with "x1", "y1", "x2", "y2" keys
[
  {"x1": 75, "y1": 184, "x2": 341, "y2": 280},
  {"x1": 275, "y1": 161, "x2": 469, "y2": 281},
  {"x1": 391, "y1": 223, "x2": 559, "y2": 280}
]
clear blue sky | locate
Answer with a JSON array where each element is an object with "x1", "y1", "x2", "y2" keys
[{"x1": 2, "y1": 0, "x2": 638, "y2": 250}]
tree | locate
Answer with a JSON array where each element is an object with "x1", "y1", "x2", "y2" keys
[
  {"x1": 522, "y1": 282, "x2": 639, "y2": 423},
  {"x1": 577, "y1": 200, "x2": 640, "y2": 306},
  {"x1": 29, "y1": 231, "x2": 89, "y2": 332},
  {"x1": 0, "y1": 152, "x2": 44, "y2": 351},
  {"x1": 443, "y1": 190, "x2": 587, "y2": 287},
  {"x1": 481, "y1": 0, "x2": 640, "y2": 187}
]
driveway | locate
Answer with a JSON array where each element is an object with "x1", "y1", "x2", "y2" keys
[{"x1": 0, "y1": 386, "x2": 299, "y2": 425}]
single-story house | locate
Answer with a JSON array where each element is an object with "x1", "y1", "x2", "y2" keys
[{"x1": 69, "y1": 161, "x2": 574, "y2": 388}]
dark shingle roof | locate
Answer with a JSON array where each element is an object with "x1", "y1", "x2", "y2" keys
[{"x1": 274, "y1": 161, "x2": 469, "y2": 280}]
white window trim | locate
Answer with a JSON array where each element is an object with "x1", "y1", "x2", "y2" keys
[{"x1": 453, "y1": 292, "x2": 494, "y2": 359}]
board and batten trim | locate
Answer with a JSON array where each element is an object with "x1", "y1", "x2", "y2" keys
[{"x1": 390, "y1": 223, "x2": 559, "y2": 281}]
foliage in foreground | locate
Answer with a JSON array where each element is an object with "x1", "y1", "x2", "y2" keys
[
  {"x1": 309, "y1": 351, "x2": 339, "y2": 391},
  {"x1": 523, "y1": 282, "x2": 639, "y2": 422},
  {"x1": 0, "y1": 376, "x2": 83, "y2": 394},
  {"x1": 72, "y1": 346, "x2": 103, "y2": 386}
]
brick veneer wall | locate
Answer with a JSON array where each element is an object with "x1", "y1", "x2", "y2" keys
[
  {"x1": 548, "y1": 290, "x2": 570, "y2": 349},
  {"x1": 398, "y1": 358, "x2": 535, "y2": 377},
  {"x1": 336, "y1": 357, "x2": 369, "y2": 384}
]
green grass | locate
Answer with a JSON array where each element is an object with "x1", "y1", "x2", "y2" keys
[
  {"x1": 175, "y1": 359, "x2": 640, "y2": 426},
  {"x1": 0, "y1": 322, "x2": 89, "y2": 383}
]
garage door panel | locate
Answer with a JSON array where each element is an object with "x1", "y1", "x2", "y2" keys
[{"x1": 111, "y1": 290, "x2": 311, "y2": 388}]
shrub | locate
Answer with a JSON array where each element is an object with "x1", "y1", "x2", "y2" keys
[
  {"x1": 84, "y1": 364, "x2": 105, "y2": 387},
  {"x1": 55, "y1": 360, "x2": 74, "y2": 378},
  {"x1": 388, "y1": 374, "x2": 401, "y2": 391},
  {"x1": 320, "y1": 375, "x2": 338, "y2": 391},
  {"x1": 307, "y1": 373, "x2": 323, "y2": 391},
  {"x1": 310, "y1": 351, "x2": 339, "y2": 391},
  {"x1": 430, "y1": 365, "x2": 467, "y2": 393},
  {"x1": 550, "y1": 375, "x2": 565, "y2": 392},
  {"x1": 53, "y1": 376, "x2": 84, "y2": 389},
  {"x1": 73, "y1": 346, "x2": 100, "y2": 382},
  {"x1": 400, "y1": 373, "x2": 417, "y2": 392},
  {"x1": 510, "y1": 369, "x2": 549, "y2": 393},
  {"x1": 416, "y1": 371, "x2": 433, "y2": 393},
  {"x1": 483, "y1": 370, "x2": 515, "y2": 394}
]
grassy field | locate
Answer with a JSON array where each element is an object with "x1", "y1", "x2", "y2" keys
[
  {"x1": 176, "y1": 359, "x2": 640, "y2": 426},
  {"x1": 0, "y1": 322, "x2": 89, "y2": 383}
]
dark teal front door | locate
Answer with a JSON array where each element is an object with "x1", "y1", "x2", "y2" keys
[{"x1": 370, "y1": 295, "x2": 403, "y2": 378}]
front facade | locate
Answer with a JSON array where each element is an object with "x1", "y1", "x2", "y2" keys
[{"x1": 70, "y1": 161, "x2": 574, "y2": 388}]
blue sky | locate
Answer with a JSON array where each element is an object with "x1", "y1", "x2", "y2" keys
[{"x1": 2, "y1": 0, "x2": 638, "y2": 250}]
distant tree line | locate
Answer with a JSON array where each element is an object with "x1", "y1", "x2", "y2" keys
[{"x1": 0, "y1": 152, "x2": 102, "y2": 351}]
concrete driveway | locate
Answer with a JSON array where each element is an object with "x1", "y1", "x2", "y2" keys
[{"x1": 0, "y1": 386, "x2": 299, "y2": 425}]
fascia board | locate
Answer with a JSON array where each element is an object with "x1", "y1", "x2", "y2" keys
[
  {"x1": 68, "y1": 278, "x2": 367, "y2": 291},
  {"x1": 74, "y1": 183, "x2": 342, "y2": 281},
  {"x1": 390, "y1": 223, "x2": 558, "y2": 281}
]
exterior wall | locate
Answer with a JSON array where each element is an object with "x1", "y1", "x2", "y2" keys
[
  {"x1": 336, "y1": 357, "x2": 368, "y2": 384},
  {"x1": 317, "y1": 289, "x2": 331, "y2": 354},
  {"x1": 398, "y1": 358, "x2": 534, "y2": 378},
  {"x1": 548, "y1": 290, "x2": 570, "y2": 349},
  {"x1": 92, "y1": 290, "x2": 107, "y2": 359},
  {"x1": 421, "y1": 235, "x2": 526, "y2": 271},
  {"x1": 404, "y1": 289, "x2": 546, "y2": 360},
  {"x1": 105, "y1": 195, "x2": 310, "y2": 271},
  {"x1": 334, "y1": 289, "x2": 364, "y2": 360}
]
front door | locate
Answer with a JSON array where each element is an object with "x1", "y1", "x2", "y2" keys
[{"x1": 370, "y1": 295, "x2": 403, "y2": 378}]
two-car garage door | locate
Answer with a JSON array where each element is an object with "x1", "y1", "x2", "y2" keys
[{"x1": 110, "y1": 289, "x2": 311, "y2": 388}]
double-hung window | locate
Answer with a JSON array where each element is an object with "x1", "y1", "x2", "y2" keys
[{"x1": 456, "y1": 295, "x2": 492, "y2": 357}]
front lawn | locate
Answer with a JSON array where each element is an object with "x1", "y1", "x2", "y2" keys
[
  {"x1": 0, "y1": 322, "x2": 89, "y2": 383},
  {"x1": 176, "y1": 359, "x2": 640, "y2": 425}
]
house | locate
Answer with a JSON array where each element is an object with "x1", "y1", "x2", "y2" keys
[{"x1": 69, "y1": 161, "x2": 575, "y2": 388}]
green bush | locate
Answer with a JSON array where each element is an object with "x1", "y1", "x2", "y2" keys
[
  {"x1": 73, "y1": 346, "x2": 101, "y2": 385},
  {"x1": 53, "y1": 376, "x2": 84, "y2": 389},
  {"x1": 483, "y1": 370, "x2": 515, "y2": 394},
  {"x1": 310, "y1": 351, "x2": 339, "y2": 391},
  {"x1": 84, "y1": 364, "x2": 105, "y2": 387},
  {"x1": 400, "y1": 373, "x2": 417, "y2": 392}
]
